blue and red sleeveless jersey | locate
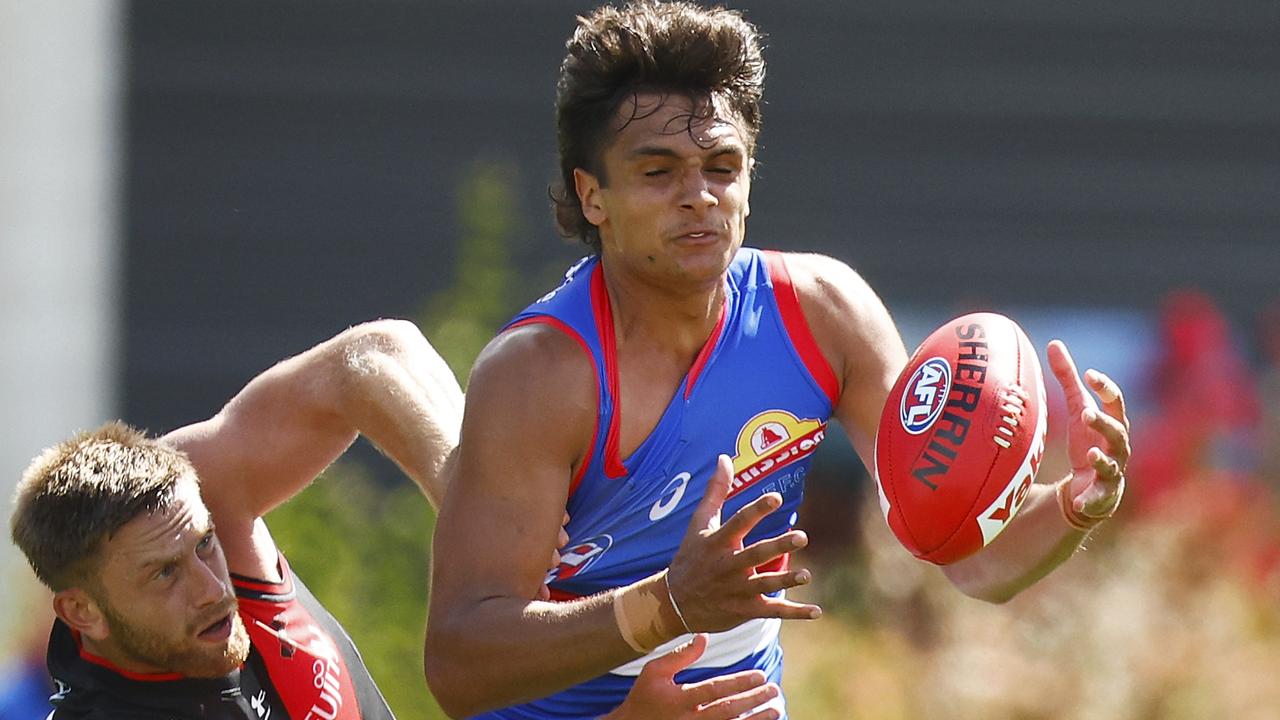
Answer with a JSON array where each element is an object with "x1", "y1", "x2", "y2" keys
[{"x1": 481, "y1": 247, "x2": 840, "y2": 719}]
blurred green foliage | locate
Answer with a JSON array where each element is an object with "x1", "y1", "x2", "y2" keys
[
  {"x1": 420, "y1": 158, "x2": 523, "y2": 384},
  {"x1": 261, "y1": 158, "x2": 531, "y2": 719}
]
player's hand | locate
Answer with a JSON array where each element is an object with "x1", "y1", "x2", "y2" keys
[
  {"x1": 1047, "y1": 340, "x2": 1131, "y2": 521},
  {"x1": 536, "y1": 511, "x2": 571, "y2": 601},
  {"x1": 666, "y1": 455, "x2": 821, "y2": 632},
  {"x1": 600, "y1": 634, "x2": 781, "y2": 720}
]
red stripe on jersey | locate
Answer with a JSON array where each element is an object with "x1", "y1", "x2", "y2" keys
[
  {"x1": 762, "y1": 251, "x2": 841, "y2": 406},
  {"x1": 546, "y1": 586, "x2": 585, "y2": 602},
  {"x1": 237, "y1": 560, "x2": 362, "y2": 719},
  {"x1": 505, "y1": 316, "x2": 599, "y2": 497},
  {"x1": 590, "y1": 266, "x2": 628, "y2": 479},
  {"x1": 72, "y1": 633, "x2": 186, "y2": 682},
  {"x1": 684, "y1": 301, "x2": 728, "y2": 400}
]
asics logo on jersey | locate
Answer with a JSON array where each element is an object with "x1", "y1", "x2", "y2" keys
[{"x1": 649, "y1": 472, "x2": 691, "y2": 521}]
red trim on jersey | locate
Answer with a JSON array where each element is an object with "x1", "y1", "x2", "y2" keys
[
  {"x1": 505, "y1": 316, "x2": 600, "y2": 496},
  {"x1": 756, "y1": 553, "x2": 790, "y2": 575},
  {"x1": 546, "y1": 586, "x2": 585, "y2": 602},
  {"x1": 236, "y1": 556, "x2": 363, "y2": 720},
  {"x1": 684, "y1": 301, "x2": 728, "y2": 400},
  {"x1": 590, "y1": 266, "x2": 628, "y2": 479},
  {"x1": 229, "y1": 553, "x2": 295, "y2": 594},
  {"x1": 72, "y1": 630, "x2": 187, "y2": 682},
  {"x1": 762, "y1": 251, "x2": 841, "y2": 406}
]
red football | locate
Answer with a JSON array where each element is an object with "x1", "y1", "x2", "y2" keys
[{"x1": 873, "y1": 312, "x2": 1047, "y2": 565}]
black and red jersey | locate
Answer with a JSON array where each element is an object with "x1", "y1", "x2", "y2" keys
[{"x1": 45, "y1": 554, "x2": 395, "y2": 719}]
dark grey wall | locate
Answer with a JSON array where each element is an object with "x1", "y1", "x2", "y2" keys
[{"x1": 124, "y1": 0, "x2": 1280, "y2": 430}]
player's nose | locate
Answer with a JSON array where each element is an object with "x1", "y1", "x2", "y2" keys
[
  {"x1": 191, "y1": 556, "x2": 229, "y2": 608},
  {"x1": 679, "y1": 172, "x2": 718, "y2": 211}
]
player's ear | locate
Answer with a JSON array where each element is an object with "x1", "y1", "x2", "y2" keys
[
  {"x1": 53, "y1": 587, "x2": 110, "y2": 642},
  {"x1": 574, "y1": 168, "x2": 607, "y2": 226}
]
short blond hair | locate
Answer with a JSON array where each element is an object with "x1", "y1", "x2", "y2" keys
[{"x1": 10, "y1": 421, "x2": 192, "y2": 591}]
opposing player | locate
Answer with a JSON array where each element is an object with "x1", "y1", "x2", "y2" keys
[
  {"x1": 423, "y1": 2, "x2": 1131, "y2": 718},
  {"x1": 11, "y1": 320, "x2": 777, "y2": 718}
]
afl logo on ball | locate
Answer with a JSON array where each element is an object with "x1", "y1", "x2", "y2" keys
[{"x1": 900, "y1": 357, "x2": 951, "y2": 435}]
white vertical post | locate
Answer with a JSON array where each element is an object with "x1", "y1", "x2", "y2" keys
[{"x1": 0, "y1": 0, "x2": 122, "y2": 648}]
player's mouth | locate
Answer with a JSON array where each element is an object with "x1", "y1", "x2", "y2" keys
[
  {"x1": 673, "y1": 228, "x2": 721, "y2": 245},
  {"x1": 197, "y1": 613, "x2": 234, "y2": 642}
]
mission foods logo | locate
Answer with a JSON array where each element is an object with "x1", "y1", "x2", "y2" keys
[
  {"x1": 900, "y1": 357, "x2": 951, "y2": 435},
  {"x1": 728, "y1": 410, "x2": 826, "y2": 498}
]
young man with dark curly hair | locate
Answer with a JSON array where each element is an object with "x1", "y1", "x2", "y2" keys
[{"x1": 425, "y1": 3, "x2": 1131, "y2": 718}]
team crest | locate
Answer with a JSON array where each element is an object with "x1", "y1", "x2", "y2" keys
[
  {"x1": 728, "y1": 410, "x2": 827, "y2": 498},
  {"x1": 545, "y1": 534, "x2": 613, "y2": 583}
]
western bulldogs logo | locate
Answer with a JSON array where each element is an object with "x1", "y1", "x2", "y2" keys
[
  {"x1": 900, "y1": 357, "x2": 951, "y2": 435},
  {"x1": 545, "y1": 534, "x2": 613, "y2": 583},
  {"x1": 751, "y1": 422, "x2": 790, "y2": 454}
]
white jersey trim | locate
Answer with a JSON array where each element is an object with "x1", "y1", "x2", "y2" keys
[{"x1": 608, "y1": 616, "x2": 781, "y2": 677}]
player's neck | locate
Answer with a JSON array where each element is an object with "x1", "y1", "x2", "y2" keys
[
  {"x1": 78, "y1": 633, "x2": 174, "y2": 677},
  {"x1": 600, "y1": 260, "x2": 725, "y2": 358}
]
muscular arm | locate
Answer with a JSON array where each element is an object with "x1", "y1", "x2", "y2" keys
[
  {"x1": 424, "y1": 325, "x2": 653, "y2": 716},
  {"x1": 939, "y1": 341, "x2": 1131, "y2": 602},
  {"x1": 782, "y1": 253, "x2": 907, "y2": 465},
  {"x1": 163, "y1": 319, "x2": 463, "y2": 579},
  {"x1": 423, "y1": 324, "x2": 814, "y2": 717},
  {"x1": 785, "y1": 254, "x2": 1128, "y2": 602}
]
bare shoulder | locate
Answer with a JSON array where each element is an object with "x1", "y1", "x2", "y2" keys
[
  {"x1": 461, "y1": 321, "x2": 599, "y2": 480},
  {"x1": 776, "y1": 252, "x2": 907, "y2": 460},
  {"x1": 777, "y1": 252, "x2": 905, "y2": 371},
  {"x1": 468, "y1": 322, "x2": 596, "y2": 413}
]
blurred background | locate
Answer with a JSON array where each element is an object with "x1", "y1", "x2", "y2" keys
[{"x1": 3, "y1": 0, "x2": 1279, "y2": 717}]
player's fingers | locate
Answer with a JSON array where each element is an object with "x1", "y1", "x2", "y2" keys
[
  {"x1": 680, "y1": 668, "x2": 768, "y2": 707},
  {"x1": 695, "y1": 682, "x2": 781, "y2": 720},
  {"x1": 536, "y1": 583, "x2": 550, "y2": 601},
  {"x1": 758, "y1": 596, "x2": 822, "y2": 620},
  {"x1": 734, "y1": 531, "x2": 807, "y2": 570},
  {"x1": 1085, "y1": 369, "x2": 1129, "y2": 430},
  {"x1": 642, "y1": 633, "x2": 707, "y2": 679},
  {"x1": 717, "y1": 492, "x2": 785, "y2": 544},
  {"x1": 1088, "y1": 448, "x2": 1124, "y2": 488},
  {"x1": 1046, "y1": 340, "x2": 1096, "y2": 416},
  {"x1": 747, "y1": 568, "x2": 812, "y2": 596},
  {"x1": 1084, "y1": 408, "x2": 1131, "y2": 467},
  {"x1": 689, "y1": 455, "x2": 733, "y2": 534}
]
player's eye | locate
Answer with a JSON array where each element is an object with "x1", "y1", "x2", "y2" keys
[
  {"x1": 196, "y1": 531, "x2": 215, "y2": 554},
  {"x1": 155, "y1": 563, "x2": 178, "y2": 581},
  {"x1": 644, "y1": 168, "x2": 669, "y2": 177}
]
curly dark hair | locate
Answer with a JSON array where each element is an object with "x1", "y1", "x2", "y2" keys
[{"x1": 551, "y1": 1, "x2": 766, "y2": 252}]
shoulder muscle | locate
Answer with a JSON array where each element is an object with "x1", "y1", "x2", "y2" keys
[{"x1": 778, "y1": 252, "x2": 907, "y2": 463}]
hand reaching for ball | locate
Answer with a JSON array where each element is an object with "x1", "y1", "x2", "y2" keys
[{"x1": 1046, "y1": 340, "x2": 1131, "y2": 526}]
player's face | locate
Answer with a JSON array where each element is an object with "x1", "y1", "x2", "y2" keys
[
  {"x1": 580, "y1": 92, "x2": 753, "y2": 291},
  {"x1": 91, "y1": 476, "x2": 249, "y2": 678}
]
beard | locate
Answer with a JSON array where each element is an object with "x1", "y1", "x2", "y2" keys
[{"x1": 100, "y1": 597, "x2": 251, "y2": 678}]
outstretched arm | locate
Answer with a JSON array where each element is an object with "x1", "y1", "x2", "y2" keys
[
  {"x1": 940, "y1": 340, "x2": 1130, "y2": 602},
  {"x1": 163, "y1": 319, "x2": 464, "y2": 578},
  {"x1": 779, "y1": 253, "x2": 1131, "y2": 601}
]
